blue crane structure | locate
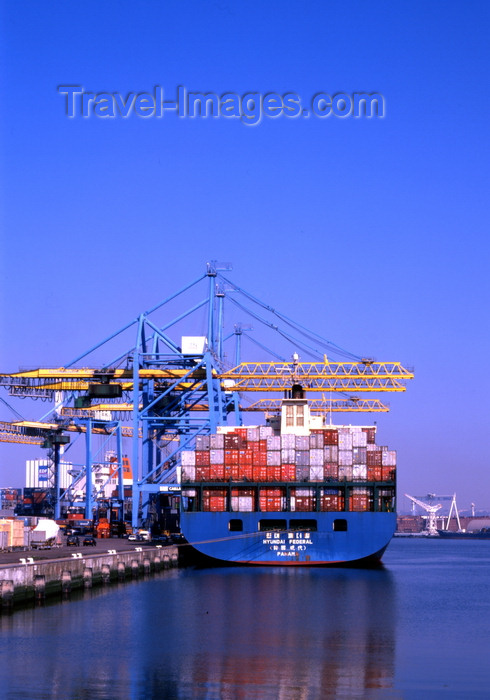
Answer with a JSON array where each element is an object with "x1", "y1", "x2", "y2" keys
[{"x1": 0, "y1": 262, "x2": 413, "y2": 530}]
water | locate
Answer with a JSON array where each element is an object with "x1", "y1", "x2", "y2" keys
[{"x1": 0, "y1": 539, "x2": 489, "y2": 699}]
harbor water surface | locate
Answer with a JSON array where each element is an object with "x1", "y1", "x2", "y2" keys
[{"x1": 0, "y1": 538, "x2": 489, "y2": 699}]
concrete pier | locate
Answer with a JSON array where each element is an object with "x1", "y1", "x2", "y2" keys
[{"x1": 0, "y1": 544, "x2": 180, "y2": 608}]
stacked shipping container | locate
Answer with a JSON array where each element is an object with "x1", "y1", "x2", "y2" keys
[{"x1": 181, "y1": 425, "x2": 396, "y2": 485}]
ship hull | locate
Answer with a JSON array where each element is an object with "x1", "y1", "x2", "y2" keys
[
  {"x1": 179, "y1": 511, "x2": 396, "y2": 566},
  {"x1": 437, "y1": 529, "x2": 490, "y2": 539}
]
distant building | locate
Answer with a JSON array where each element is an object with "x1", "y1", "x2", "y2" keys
[{"x1": 25, "y1": 459, "x2": 73, "y2": 489}]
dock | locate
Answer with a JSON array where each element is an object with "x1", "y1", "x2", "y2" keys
[{"x1": 0, "y1": 538, "x2": 181, "y2": 608}]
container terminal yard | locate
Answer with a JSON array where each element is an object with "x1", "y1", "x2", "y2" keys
[{"x1": 0, "y1": 263, "x2": 418, "y2": 573}]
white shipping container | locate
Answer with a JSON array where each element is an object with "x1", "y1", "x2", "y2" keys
[
  {"x1": 352, "y1": 486, "x2": 370, "y2": 496},
  {"x1": 295, "y1": 488, "x2": 313, "y2": 497},
  {"x1": 310, "y1": 448, "x2": 324, "y2": 466},
  {"x1": 281, "y1": 448, "x2": 296, "y2": 464},
  {"x1": 259, "y1": 425, "x2": 273, "y2": 438},
  {"x1": 267, "y1": 450, "x2": 281, "y2": 466},
  {"x1": 339, "y1": 450, "x2": 353, "y2": 466},
  {"x1": 324, "y1": 445, "x2": 338, "y2": 462},
  {"x1": 338, "y1": 433, "x2": 353, "y2": 450},
  {"x1": 353, "y1": 465, "x2": 367, "y2": 480},
  {"x1": 353, "y1": 447, "x2": 367, "y2": 464},
  {"x1": 247, "y1": 427, "x2": 260, "y2": 442},
  {"x1": 266, "y1": 435, "x2": 281, "y2": 451},
  {"x1": 182, "y1": 489, "x2": 197, "y2": 497},
  {"x1": 295, "y1": 451, "x2": 310, "y2": 466},
  {"x1": 352, "y1": 431, "x2": 367, "y2": 447},
  {"x1": 309, "y1": 433, "x2": 323, "y2": 449},
  {"x1": 296, "y1": 465, "x2": 310, "y2": 481},
  {"x1": 195, "y1": 435, "x2": 210, "y2": 450},
  {"x1": 281, "y1": 434, "x2": 296, "y2": 449},
  {"x1": 210, "y1": 449, "x2": 224, "y2": 465},
  {"x1": 239, "y1": 496, "x2": 254, "y2": 512},
  {"x1": 295, "y1": 435, "x2": 309, "y2": 450},
  {"x1": 210, "y1": 434, "x2": 224, "y2": 449},
  {"x1": 382, "y1": 450, "x2": 397, "y2": 466},
  {"x1": 338, "y1": 465, "x2": 353, "y2": 480},
  {"x1": 181, "y1": 465, "x2": 196, "y2": 481},
  {"x1": 181, "y1": 450, "x2": 196, "y2": 466},
  {"x1": 309, "y1": 466, "x2": 324, "y2": 481}
]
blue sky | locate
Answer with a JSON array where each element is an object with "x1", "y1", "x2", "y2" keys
[{"x1": 1, "y1": 1, "x2": 489, "y2": 512}]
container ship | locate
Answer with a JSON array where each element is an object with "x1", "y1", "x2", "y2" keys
[{"x1": 179, "y1": 386, "x2": 396, "y2": 566}]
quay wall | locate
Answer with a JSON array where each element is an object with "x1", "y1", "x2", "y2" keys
[{"x1": 0, "y1": 545, "x2": 179, "y2": 606}]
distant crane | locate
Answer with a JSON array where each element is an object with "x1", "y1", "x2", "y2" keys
[
  {"x1": 405, "y1": 494, "x2": 442, "y2": 536},
  {"x1": 424, "y1": 492, "x2": 463, "y2": 533},
  {"x1": 443, "y1": 493, "x2": 462, "y2": 532}
]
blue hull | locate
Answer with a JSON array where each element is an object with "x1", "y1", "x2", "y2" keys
[{"x1": 180, "y1": 511, "x2": 397, "y2": 566}]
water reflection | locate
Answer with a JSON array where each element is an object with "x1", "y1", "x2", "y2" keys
[
  {"x1": 0, "y1": 566, "x2": 396, "y2": 699},
  {"x1": 170, "y1": 566, "x2": 396, "y2": 699}
]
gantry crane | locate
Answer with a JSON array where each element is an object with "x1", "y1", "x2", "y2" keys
[
  {"x1": 0, "y1": 262, "x2": 414, "y2": 528},
  {"x1": 405, "y1": 494, "x2": 442, "y2": 536}
]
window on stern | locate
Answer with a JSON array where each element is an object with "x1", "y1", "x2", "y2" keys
[
  {"x1": 258, "y1": 519, "x2": 287, "y2": 532},
  {"x1": 229, "y1": 519, "x2": 243, "y2": 532},
  {"x1": 289, "y1": 519, "x2": 317, "y2": 531},
  {"x1": 333, "y1": 518, "x2": 348, "y2": 532}
]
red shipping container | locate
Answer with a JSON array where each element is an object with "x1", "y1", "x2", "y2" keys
[
  {"x1": 209, "y1": 464, "x2": 224, "y2": 480},
  {"x1": 224, "y1": 449, "x2": 239, "y2": 465},
  {"x1": 294, "y1": 497, "x2": 314, "y2": 512},
  {"x1": 259, "y1": 488, "x2": 283, "y2": 512},
  {"x1": 367, "y1": 450, "x2": 382, "y2": 467},
  {"x1": 224, "y1": 434, "x2": 240, "y2": 449},
  {"x1": 266, "y1": 465, "x2": 282, "y2": 481},
  {"x1": 259, "y1": 440, "x2": 267, "y2": 452},
  {"x1": 253, "y1": 465, "x2": 268, "y2": 482},
  {"x1": 350, "y1": 497, "x2": 369, "y2": 511},
  {"x1": 281, "y1": 464, "x2": 296, "y2": 481},
  {"x1": 324, "y1": 463, "x2": 339, "y2": 479},
  {"x1": 320, "y1": 495, "x2": 344, "y2": 511},
  {"x1": 367, "y1": 466, "x2": 383, "y2": 481},
  {"x1": 195, "y1": 450, "x2": 210, "y2": 466},
  {"x1": 240, "y1": 464, "x2": 254, "y2": 481},
  {"x1": 323, "y1": 429, "x2": 339, "y2": 445},
  {"x1": 196, "y1": 466, "x2": 210, "y2": 480},
  {"x1": 231, "y1": 488, "x2": 254, "y2": 498},
  {"x1": 203, "y1": 488, "x2": 227, "y2": 511},
  {"x1": 238, "y1": 450, "x2": 253, "y2": 465},
  {"x1": 362, "y1": 427, "x2": 376, "y2": 444},
  {"x1": 382, "y1": 466, "x2": 396, "y2": 481},
  {"x1": 252, "y1": 451, "x2": 267, "y2": 467},
  {"x1": 259, "y1": 498, "x2": 283, "y2": 512}
]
